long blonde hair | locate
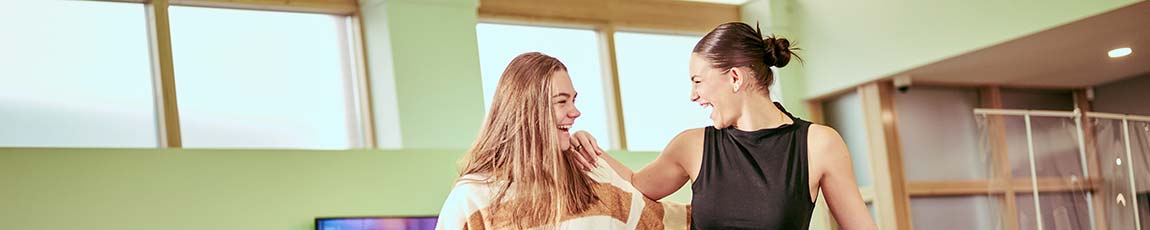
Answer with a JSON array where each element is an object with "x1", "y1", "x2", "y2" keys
[{"x1": 458, "y1": 52, "x2": 598, "y2": 228}]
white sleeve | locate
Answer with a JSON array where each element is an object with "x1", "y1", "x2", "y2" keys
[{"x1": 435, "y1": 183, "x2": 484, "y2": 230}]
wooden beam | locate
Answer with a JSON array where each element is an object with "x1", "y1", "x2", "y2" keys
[
  {"x1": 349, "y1": 12, "x2": 378, "y2": 149},
  {"x1": 980, "y1": 86, "x2": 1019, "y2": 230},
  {"x1": 907, "y1": 178, "x2": 1098, "y2": 196},
  {"x1": 806, "y1": 100, "x2": 826, "y2": 124},
  {"x1": 146, "y1": 0, "x2": 182, "y2": 148},
  {"x1": 598, "y1": 25, "x2": 628, "y2": 150},
  {"x1": 96, "y1": 0, "x2": 147, "y2": 3},
  {"x1": 478, "y1": 0, "x2": 739, "y2": 34},
  {"x1": 169, "y1": 0, "x2": 358, "y2": 15},
  {"x1": 1017, "y1": 177, "x2": 1098, "y2": 193},
  {"x1": 1075, "y1": 89, "x2": 1108, "y2": 230},
  {"x1": 91, "y1": 0, "x2": 357, "y2": 14},
  {"x1": 907, "y1": 180, "x2": 997, "y2": 196},
  {"x1": 859, "y1": 82, "x2": 912, "y2": 230}
]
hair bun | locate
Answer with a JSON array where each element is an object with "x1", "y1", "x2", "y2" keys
[{"x1": 762, "y1": 36, "x2": 793, "y2": 68}]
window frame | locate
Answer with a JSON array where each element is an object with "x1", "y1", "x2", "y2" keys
[{"x1": 84, "y1": 0, "x2": 376, "y2": 148}]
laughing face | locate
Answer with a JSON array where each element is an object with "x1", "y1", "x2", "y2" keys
[
  {"x1": 549, "y1": 70, "x2": 581, "y2": 151},
  {"x1": 689, "y1": 53, "x2": 744, "y2": 129}
]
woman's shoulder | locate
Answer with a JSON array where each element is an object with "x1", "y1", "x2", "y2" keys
[
  {"x1": 656, "y1": 128, "x2": 707, "y2": 172},
  {"x1": 804, "y1": 124, "x2": 851, "y2": 175},
  {"x1": 439, "y1": 174, "x2": 499, "y2": 215},
  {"x1": 805, "y1": 124, "x2": 844, "y2": 151},
  {"x1": 669, "y1": 128, "x2": 706, "y2": 146},
  {"x1": 450, "y1": 174, "x2": 498, "y2": 195},
  {"x1": 437, "y1": 174, "x2": 499, "y2": 230}
]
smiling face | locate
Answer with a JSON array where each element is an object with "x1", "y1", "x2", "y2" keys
[
  {"x1": 689, "y1": 53, "x2": 745, "y2": 129},
  {"x1": 550, "y1": 70, "x2": 581, "y2": 151}
]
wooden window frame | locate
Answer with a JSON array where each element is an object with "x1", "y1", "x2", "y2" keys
[{"x1": 95, "y1": 0, "x2": 376, "y2": 148}]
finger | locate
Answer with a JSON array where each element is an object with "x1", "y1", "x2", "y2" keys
[
  {"x1": 579, "y1": 139, "x2": 598, "y2": 166},
  {"x1": 569, "y1": 146, "x2": 591, "y2": 170},
  {"x1": 580, "y1": 147, "x2": 597, "y2": 168},
  {"x1": 575, "y1": 149, "x2": 593, "y2": 170},
  {"x1": 589, "y1": 136, "x2": 605, "y2": 156},
  {"x1": 580, "y1": 138, "x2": 593, "y2": 153}
]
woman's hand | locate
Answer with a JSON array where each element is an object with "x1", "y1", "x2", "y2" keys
[{"x1": 570, "y1": 130, "x2": 606, "y2": 170}]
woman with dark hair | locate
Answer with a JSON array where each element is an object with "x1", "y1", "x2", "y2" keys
[{"x1": 571, "y1": 22, "x2": 876, "y2": 229}]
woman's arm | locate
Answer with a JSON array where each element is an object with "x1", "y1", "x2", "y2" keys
[
  {"x1": 809, "y1": 125, "x2": 877, "y2": 230},
  {"x1": 571, "y1": 129, "x2": 702, "y2": 200},
  {"x1": 630, "y1": 129, "x2": 701, "y2": 200}
]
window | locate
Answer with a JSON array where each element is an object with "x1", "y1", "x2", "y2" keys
[
  {"x1": 169, "y1": 6, "x2": 361, "y2": 149},
  {"x1": 894, "y1": 86, "x2": 987, "y2": 181},
  {"x1": 613, "y1": 32, "x2": 710, "y2": 151},
  {"x1": 0, "y1": 1, "x2": 156, "y2": 147},
  {"x1": 475, "y1": 23, "x2": 612, "y2": 148}
]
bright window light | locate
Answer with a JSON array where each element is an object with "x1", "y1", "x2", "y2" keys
[
  {"x1": 0, "y1": 1, "x2": 156, "y2": 147},
  {"x1": 170, "y1": 6, "x2": 359, "y2": 149},
  {"x1": 1108, "y1": 47, "x2": 1132, "y2": 58},
  {"x1": 475, "y1": 23, "x2": 613, "y2": 149}
]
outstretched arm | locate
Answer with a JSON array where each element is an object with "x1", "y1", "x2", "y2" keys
[{"x1": 571, "y1": 129, "x2": 702, "y2": 200}]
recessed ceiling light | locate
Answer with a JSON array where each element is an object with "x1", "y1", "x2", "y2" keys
[{"x1": 1108, "y1": 47, "x2": 1132, "y2": 58}]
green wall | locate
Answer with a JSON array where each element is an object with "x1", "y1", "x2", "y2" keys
[
  {"x1": 742, "y1": 0, "x2": 810, "y2": 119},
  {"x1": 0, "y1": 148, "x2": 674, "y2": 230},
  {"x1": 0, "y1": 148, "x2": 460, "y2": 230},
  {"x1": 364, "y1": 0, "x2": 487, "y2": 149},
  {"x1": 743, "y1": 0, "x2": 1141, "y2": 98}
]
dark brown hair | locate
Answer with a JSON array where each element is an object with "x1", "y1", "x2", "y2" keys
[{"x1": 693, "y1": 22, "x2": 799, "y2": 92}]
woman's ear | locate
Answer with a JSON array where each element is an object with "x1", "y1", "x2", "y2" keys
[{"x1": 729, "y1": 67, "x2": 746, "y2": 93}]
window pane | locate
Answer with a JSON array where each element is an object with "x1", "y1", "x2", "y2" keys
[
  {"x1": 910, "y1": 196, "x2": 1000, "y2": 230},
  {"x1": 475, "y1": 23, "x2": 611, "y2": 148},
  {"x1": 1130, "y1": 121, "x2": 1150, "y2": 229},
  {"x1": 170, "y1": 6, "x2": 358, "y2": 149},
  {"x1": 1092, "y1": 117, "x2": 1143, "y2": 229},
  {"x1": 998, "y1": 115, "x2": 1085, "y2": 179},
  {"x1": 1015, "y1": 192, "x2": 1092, "y2": 230},
  {"x1": 0, "y1": 1, "x2": 156, "y2": 147},
  {"x1": 895, "y1": 86, "x2": 989, "y2": 181},
  {"x1": 614, "y1": 32, "x2": 708, "y2": 151},
  {"x1": 1028, "y1": 117, "x2": 1085, "y2": 178}
]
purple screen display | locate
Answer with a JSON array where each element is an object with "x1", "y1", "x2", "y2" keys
[{"x1": 316, "y1": 217, "x2": 437, "y2": 230}]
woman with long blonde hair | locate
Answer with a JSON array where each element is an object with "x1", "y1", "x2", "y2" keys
[{"x1": 435, "y1": 52, "x2": 688, "y2": 230}]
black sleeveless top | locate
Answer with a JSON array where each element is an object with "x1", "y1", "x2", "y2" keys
[{"x1": 691, "y1": 103, "x2": 815, "y2": 229}]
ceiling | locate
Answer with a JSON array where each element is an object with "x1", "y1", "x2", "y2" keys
[{"x1": 899, "y1": 1, "x2": 1150, "y2": 88}]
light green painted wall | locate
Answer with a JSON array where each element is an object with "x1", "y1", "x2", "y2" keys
[
  {"x1": 0, "y1": 148, "x2": 460, "y2": 230},
  {"x1": 0, "y1": 148, "x2": 676, "y2": 230},
  {"x1": 743, "y1": 0, "x2": 1140, "y2": 98},
  {"x1": 742, "y1": 0, "x2": 810, "y2": 119},
  {"x1": 367, "y1": 0, "x2": 486, "y2": 149}
]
